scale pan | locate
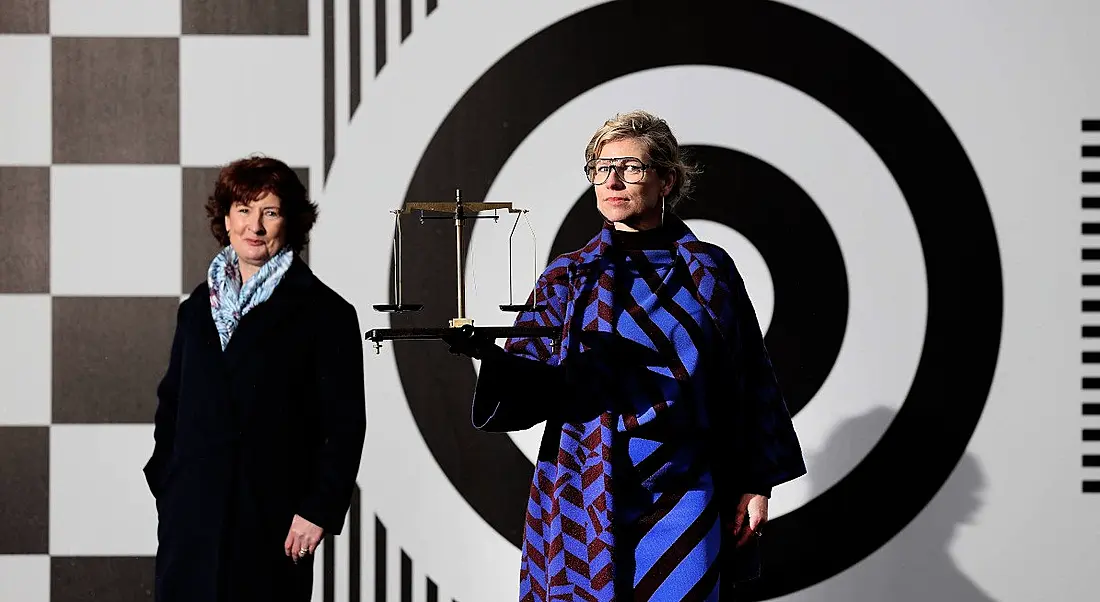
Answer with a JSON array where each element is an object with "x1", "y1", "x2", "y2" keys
[
  {"x1": 499, "y1": 304, "x2": 547, "y2": 312},
  {"x1": 373, "y1": 304, "x2": 424, "y2": 313}
]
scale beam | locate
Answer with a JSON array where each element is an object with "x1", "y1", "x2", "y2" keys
[
  {"x1": 403, "y1": 201, "x2": 521, "y2": 214},
  {"x1": 366, "y1": 326, "x2": 559, "y2": 342}
]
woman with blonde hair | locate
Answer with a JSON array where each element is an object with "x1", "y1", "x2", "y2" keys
[{"x1": 447, "y1": 110, "x2": 806, "y2": 600}]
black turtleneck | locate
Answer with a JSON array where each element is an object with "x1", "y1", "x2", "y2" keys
[{"x1": 610, "y1": 223, "x2": 679, "y2": 251}]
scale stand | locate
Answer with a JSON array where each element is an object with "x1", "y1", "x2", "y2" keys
[{"x1": 366, "y1": 188, "x2": 560, "y2": 353}]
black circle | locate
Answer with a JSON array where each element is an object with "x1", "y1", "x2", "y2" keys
[
  {"x1": 390, "y1": 1, "x2": 1003, "y2": 597},
  {"x1": 549, "y1": 145, "x2": 849, "y2": 416}
]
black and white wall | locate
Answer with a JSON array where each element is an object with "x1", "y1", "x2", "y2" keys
[{"x1": 1, "y1": 1, "x2": 1097, "y2": 600}]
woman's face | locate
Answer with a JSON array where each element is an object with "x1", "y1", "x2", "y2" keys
[
  {"x1": 590, "y1": 137, "x2": 674, "y2": 232},
  {"x1": 224, "y1": 192, "x2": 287, "y2": 268}
]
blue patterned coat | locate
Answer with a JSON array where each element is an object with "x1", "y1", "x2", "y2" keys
[{"x1": 473, "y1": 218, "x2": 806, "y2": 601}]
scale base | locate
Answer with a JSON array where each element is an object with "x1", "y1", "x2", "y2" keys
[
  {"x1": 499, "y1": 304, "x2": 547, "y2": 312},
  {"x1": 373, "y1": 304, "x2": 424, "y2": 313},
  {"x1": 364, "y1": 325, "x2": 561, "y2": 354}
]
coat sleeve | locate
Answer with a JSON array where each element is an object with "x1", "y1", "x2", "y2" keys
[
  {"x1": 297, "y1": 300, "x2": 367, "y2": 535},
  {"x1": 471, "y1": 263, "x2": 570, "y2": 432},
  {"x1": 144, "y1": 302, "x2": 184, "y2": 500},
  {"x1": 723, "y1": 256, "x2": 807, "y2": 499}
]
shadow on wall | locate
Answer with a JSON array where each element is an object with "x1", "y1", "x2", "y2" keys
[{"x1": 777, "y1": 406, "x2": 997, "y2": 602}]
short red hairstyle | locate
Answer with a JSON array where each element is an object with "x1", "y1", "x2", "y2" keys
[{"x1": 204, "y1": 156, "x2": 319, "y2": 253}]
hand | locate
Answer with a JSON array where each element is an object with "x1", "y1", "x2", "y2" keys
[
  {"x1": 284, "y1": 514, "x2": 324, "y2": 562},
  {"x1": 726, "y1": 493, "x2": 768, "y2": 547},
  {"x1": 440, "y1": 325, "x2": 496, "y2": 359},
  {"x1": 558, "y1": 332, "x2": 662, "y2": 415}
]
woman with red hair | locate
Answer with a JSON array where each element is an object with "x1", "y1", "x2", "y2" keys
[{"x1": 144, "y1": 156, "x2": 367, "y2": 602}]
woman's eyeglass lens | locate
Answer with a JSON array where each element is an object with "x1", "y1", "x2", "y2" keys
[{"x1": 585, "y1": 158, "x2": 648, "y2": 185}]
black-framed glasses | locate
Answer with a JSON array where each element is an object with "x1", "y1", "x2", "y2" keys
[{"x1": 584, "y1": 157, "x2": 650, "y2": 185}]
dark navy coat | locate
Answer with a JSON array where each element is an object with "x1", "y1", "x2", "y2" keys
[{"x1": 143, "y1": 258, "x2": 366, "y2": 601}]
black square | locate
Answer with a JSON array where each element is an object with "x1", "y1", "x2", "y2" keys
[
  {"x1": 51, "y1": 557, "x2": 155, "y2": 602},
  {"x1": 0, "y1": 426, "x2": 49, "y2": 554},
  {"x1": 181, "y1": 167, "x2": 223, "y2": 292},
  {"x1": 52, "y1": 37, "x2": 179, "y2": 164},
  {"x1": 0, "y1": 166, "x2": 49, "y2": 293},
  {"x1": 0, "y1": 0, "x2": 48, "y2": 33},
  {"x1": 182, "y1": 0, "x2": 309, "y2": 35},
  {"x1": 182, "y1": 167, "x2": 311, "y2": 293},
  {"x1": 52, "y1": 297, "x2": 179, "y2": 424}
]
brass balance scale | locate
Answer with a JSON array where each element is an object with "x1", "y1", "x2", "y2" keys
[{"x1": 364, "y1": 189, "x2": 562, "y2": 352}]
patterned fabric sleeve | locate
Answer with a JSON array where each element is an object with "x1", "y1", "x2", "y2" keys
[
  {"x1": 723, "y1": 252, "x2": 808, "y2": 498},
  {"x1": 470, "y1": 260, "x2": 571, "y2": 432},
  {"x1": 501, "y1": 260, "x2": 572, "y2": 364}
]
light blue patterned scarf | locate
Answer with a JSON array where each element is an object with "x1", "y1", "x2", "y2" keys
[{"x1": 207, "y1": 245, "x2": 295, "y2": 351}]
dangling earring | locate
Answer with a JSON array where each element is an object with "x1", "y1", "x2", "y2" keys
[{"x1": 660, "y1": 196, "x2": 666, "y2": 224}]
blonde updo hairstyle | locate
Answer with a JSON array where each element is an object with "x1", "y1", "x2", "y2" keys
[{"x1": 584, "y1": 109, "x2": 700, "y2": 209}]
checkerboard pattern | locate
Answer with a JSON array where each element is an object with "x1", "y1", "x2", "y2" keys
[{"x1": 0, "y1": 1, "x2": 319, "y2": 599}]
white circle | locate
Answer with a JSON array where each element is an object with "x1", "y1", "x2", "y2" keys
[{"x1": 466, "y1": 65, "x2": 929, "y2": 519}]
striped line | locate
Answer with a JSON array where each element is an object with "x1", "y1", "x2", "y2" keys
[
  {"x1": 649, "y1": 516, "x2": 722, "y2": 601},
  {"x1": 401, "y1": 0, "x2": 413, "y2": 41},
  {"x1": 324, "y1": 530, "x2": 335, "y2": 602},
  {"x1": 632, "y1": 491, "x2": 698, "y2": 582},
  {"x1": 350, "y1": 0, "x2": 362, "y2": 119},
  {"x1": 349, "y1": 488, "x2": 362, "y2": 602},
  {"x1": 323, "y1": 0, "x2": 335, "y2": 181},
  {"x1": 633, "y1": 498, "x2": 720, "y2": 599},
  {"x1": 376, "y1": 516, "x2": 387, "y2": 601},
  {"x1": 401, "y1": 551, "x2": 412, "y2": 602},
  {"x1": 1086, "y1": 119, "x2": 1100, "y2": 495},
  {"x1": 680, "y1": 556, "x2": 721, "y2": 602},
  {"x1": 375, "y1": 0, "x2": 387, "y2": 74}
]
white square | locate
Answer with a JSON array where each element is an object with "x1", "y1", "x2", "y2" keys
[
  {"x1": 49, "y1": 0, "x2": 181, "y2": 36},
  {"x1": 0, "y1": 37, "x2": 50, "y2": 165},
  {"x1": 180, "y1": 36, "x2": 320, "y2": 167},
  {"x1": 0, "y1": 555, "x2": 49, "y2": 602},
  {"x1": 50, "y1": 424, "x2": 158, "y2": 555},
  {"x1": 50, "y1": 166, "x2": 182, "y2": 296},
  {"x1": 0, "y1": 295, "x2": 50, "y2": 425}
]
